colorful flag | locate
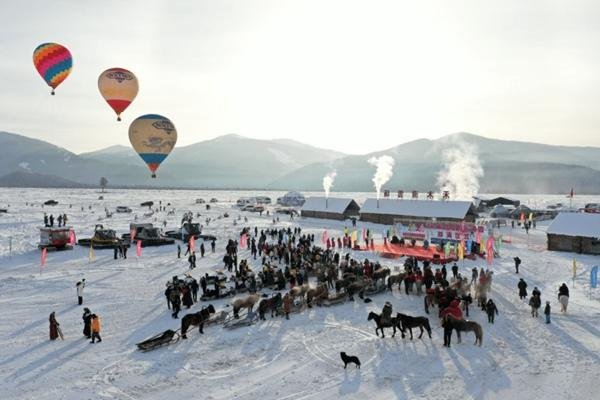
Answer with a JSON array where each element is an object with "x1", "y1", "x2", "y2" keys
[
  {"x1": 572, "y1": 259, "x2": 577, "y2": 278},
  {"x1": 457, "y1": 241, "x2": 464, "y2": 260},
  {"x1": 189, "y1": 235, "x2": 196, "y2": 252},
  {"x1": 130, "y1": 229, "x2": 136, "y2": 242},
  {"x1": 69, "y1": 230, "x2": 76, "y2": 246},
  {"x1": 486, "y1": 236, "x2": 495, "y2": 265},
  {"x1": 88, "y1": 245, "x2": 95, "y2": 262},
  {"x1": 591, "y1": 265, "x2": 598, "y2": 289},
  {"x1": 136, "y1": 240, "x2": 142, "y2": 257},
  {"x1": 322, "y1": 230, "x2": 329, "y2": 245},
  {"x1": 41, "y1": 247, "x2": 47, "y2": 267},
  {"x1": 240, "y1": 233, "x2": 247, "y2": 249},
  {"x1": 528, "y1": 213, "x2": 533, "y2": 222}
]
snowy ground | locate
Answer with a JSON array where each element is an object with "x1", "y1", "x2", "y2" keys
[{"x1": 0, "y1": 189, "x2": 599, "y2": 400}]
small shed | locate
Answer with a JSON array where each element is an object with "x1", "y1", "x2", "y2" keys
[
  {"x1": 547, "y1": 213, "x2": 600, "y2": 255},
  {"x1": 300, "y1": 197, "x2": 360, "y2": 221},
  {"x1": 490, "y1": 204, "x2": 512, "y2": 218},
  {"x1": 360, "y1": 199, "x2": 478, "y2": 225}
]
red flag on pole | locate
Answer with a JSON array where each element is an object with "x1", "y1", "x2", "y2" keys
[
  {"x1": 189, "y1": 235, "x2": 196, "y2": 252},
  {"x1": 41, "y1": 248, "x2": 47, "y2": 267},
  {"x1": 136, "y1": 239, "x2": 142, "y2": 257},
  {"x1": 240, "y1": 234, "x2": 247, "y2": 249},
  {"x1": 130, "y1": 229, "x2": 136, "y2": 242}
]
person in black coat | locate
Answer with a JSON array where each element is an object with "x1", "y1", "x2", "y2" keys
[
  {"x1": 177, "y1": 244, "x2": 181, "y2": 258},
  {"x1": 558, "y1": 283, "x2": 569, "y2": 299},
  {"x1": 518, "y1": 278, "x2": 528, "y2": 300},
  {"x1": 486, "y1": 299, "x2": 498, "y2": 323},
  {"x1": 461, "y1": 293, "x2": 473, "y2": 317},
  {"x1": 513, "y1": 257, "x2": 521, "y2": 273},
  {"x1": 190, "y1": 278, "x2": 199, "y2": 302},
  {"x1": 165, "y1": 285, "x2": 172, "y2": 310},
  {"x1": 441, "y1": 265, "x2": 447, "y2": 281},
  {"x1": 532, "y1": 287, "x2": 541, "y2": 298},
  {"x1": 451, "y1": 263, "x2": 459, "y2": 279},
  {"x1": 200, "y1": 242, "x2": 205, "y2": 257},
  {"x1": 82, "y1": 308, "x2": 92, "y2": 338}
]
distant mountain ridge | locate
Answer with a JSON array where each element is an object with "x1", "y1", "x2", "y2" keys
[{"x1": 1, "y1": 130, "x2": 600, "y2": 193}]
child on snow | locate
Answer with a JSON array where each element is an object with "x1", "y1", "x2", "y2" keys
[
  {"x1": 90, "y1": 314, "x2": 102, "y2": 343},
  {"x1": 544, "y1": 301, "x2": 551, "y2": 324}
]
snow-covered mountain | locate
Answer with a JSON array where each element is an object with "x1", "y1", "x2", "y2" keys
[{"x1": 2, "y1": 130, "x2": 600, "y2": 193}]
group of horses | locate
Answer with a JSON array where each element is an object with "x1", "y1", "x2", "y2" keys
[{"x1": 181, "y1": 266, "x2": 486, "y2": 346}]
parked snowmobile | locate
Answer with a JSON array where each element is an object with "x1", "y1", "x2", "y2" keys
[{"x1": 78, "y1": 224, "x2": 128, "y2": 249}]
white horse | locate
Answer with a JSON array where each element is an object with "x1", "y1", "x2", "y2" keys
[{"x1": 559, "y1": 295, "x2": 569, "y2": 313}]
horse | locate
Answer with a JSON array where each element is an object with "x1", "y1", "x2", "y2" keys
[
  {"x1": 396, "y1": 312, "x2": 432, "y2": 339},
  {"x1": 232, "y1": 293, "x2": 261, "y2": 318},
  {"x1": 444, "y1": 314, "x2": 483, "y2": 346},
  {"x1": 367, "y1": 311, "x2": 398, "y2": 338},
  {"x1": 181, "y1": 304, "x2": 215, "y2": 339},
  {"x1": 306, "y1": 284, "x2": 328, "y2": 307},
  {"x1": 387, "y1": 273, "x2": 405, "y2": 291},
  {"x1": 559, "y1": 295, "x2": 569, "y2": 313},
  {"x1": 289, "y1": 284, "x2": 309, "y2": 301},
  {"x1": 372, "y1": 267, "x2": 390, "y2": 283},
  {"x1": 258, "y1": 292, "x2": 282, "y2": 320},
  {"x1": 346, "y1": 280, "x2": 368, "y2": 301}
]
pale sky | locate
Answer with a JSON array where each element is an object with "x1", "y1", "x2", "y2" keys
[{"x1": 2, "y1": 0, "x2": 600, "y2": 154}]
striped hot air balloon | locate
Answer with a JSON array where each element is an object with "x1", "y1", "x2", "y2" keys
[
  {"x1": 98, "y1": 68, "x2": 139, "y2": 121},
  {"x1": 33, "y1": 43, "x2": 73, "y2": 95},
  {"x1": 129, "y1": 114, "x2": 177, "y2": 178}
]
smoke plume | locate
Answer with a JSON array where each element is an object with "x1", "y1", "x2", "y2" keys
[
  {"x1": 322, "y1": 171, "x2": 337, "y2": 198},
  {"x1": 437, "y1": 142, "x2": 484, "y2": 201},
  {"x1": 367, "y1": 155, "x2": 395, "y2": 199}
]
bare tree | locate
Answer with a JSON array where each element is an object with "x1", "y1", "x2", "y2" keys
[{"x1": 100, "y1": 177, "x2": 108, "y2": 193}]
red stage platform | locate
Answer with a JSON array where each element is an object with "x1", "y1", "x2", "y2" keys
[{"x1": 372, "y1": 243, "x2": 462, "y2": 264}]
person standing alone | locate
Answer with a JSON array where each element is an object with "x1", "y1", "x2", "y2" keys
[{"x1": 76, "y1": 279, "x2": 86, "y2": 305}]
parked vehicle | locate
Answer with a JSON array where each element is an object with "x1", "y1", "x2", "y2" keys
[
  {"x1": 236, "y1": 198, "x2": 254, "y2": 207},
  {"x1": 116, "y1": 206, "x2": 132, "y2": 213},
  {"x1": 44, "y1": 200, "x2": 59, "y2": 206},
  {"x1": 39, "y1": 227, "x2": 73, "y2": 250},
  {"x1": 195, "y1": 199, "x2": 205, "y2": 204},
  {"x1": 209, "y1": 198, "x2": 218, "y2": 203},
  {"x1": 255, "y1": 196, "x2": 271, "y2": 205}
]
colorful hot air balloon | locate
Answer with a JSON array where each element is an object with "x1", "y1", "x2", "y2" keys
[
  {"x1": 33, "y1": 43, "x2": 73, "y2": 95},
  {"x1": 129, "y1": 114, "x2": 177, "y2": 178},
  {"x1": 98, "y1": 68, "x2": 139, "y2": 121}
]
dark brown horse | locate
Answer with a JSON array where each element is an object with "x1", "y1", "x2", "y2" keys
[
  {"x1": 372, "y1": 267, "x2": 390, "y2": 283},
  {"x1": 258, "y1": 292, "x2": 282, "y2": 320},
  {"x1": 181, "y1": 304, "x2": 215, "y2": 338},
  {"x1": 387, "y1": 273, "x2": 405, "y2": 291},
  {"x1": 397, "y1": 312, "x2": 432, "y2": 339},
  {"x1": 367, "y1": 311, "x2": 398, "y2": 338},
  {"x1": 444, "y1": 314, "x2": 483, "y2": 346}
]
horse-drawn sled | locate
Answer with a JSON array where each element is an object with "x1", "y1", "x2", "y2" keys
[
  {"x1": 363, "y1": 280, "x2": 387, "y2": 296},
  {"x1": 136, "y1": 329, "x2": 180, "y2": 351},
  {"x1": 321, "y1": 292, "x2": 347, "y2": 307}
]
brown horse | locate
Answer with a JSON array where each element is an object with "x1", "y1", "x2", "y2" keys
[
  {"x1": 387, "y1": 273, "x2": 405, "y2": 291},
  {"x1": 307, "y1": 284, "x2": 328, "y2": 307},
  {"x1": 258, "y1": 292, "x2": 282, "y2": 320},
  {"x1": 289, "y1": 284, "x2": 309, "y2": 301},
  {"x1": 181, "y1": 304, "x2": 215, "y2": 338},
  {"x1": 232, "y1": 293, "x2": 260, "y2": 318},
  {"x1": 444, "y1": 314, "x2": 483, "y2": 346},
  {"x1": 373, "y1": 267, "x2": 390, "y2": 283}
]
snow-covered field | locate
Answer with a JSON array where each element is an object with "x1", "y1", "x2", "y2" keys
[{"x1": 0, "y1": 189, "x2": 599, "y2": 400}]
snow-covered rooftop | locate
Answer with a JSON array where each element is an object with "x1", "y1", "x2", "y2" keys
[
  {"x1": 360, "y1": 198, "x2": 473, "y2": 219},
  {"x1": 546, "y1": 212, "x2": 600, "y2": 238},
  {"x1": 301, "y1": 196, "x2": 357, "y2": 214}
]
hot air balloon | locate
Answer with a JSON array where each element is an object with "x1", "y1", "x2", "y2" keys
[
  {"x1": 98, "y1": 68, "x2": 139, "y2": 121},
  {"x1": 33, "y1": 43, "x2": 72, "y2": 95},
  {"x1": 129, "y1": 114, "x2": 177, "y2": 178}
]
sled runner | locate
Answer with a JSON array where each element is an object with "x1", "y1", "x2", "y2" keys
[
  {"x1": 223, "y1": 311, "x2": 258, "y2": 330},
  {"x1": 136, "y1": 329, "x2": 180, "y2": 351}
]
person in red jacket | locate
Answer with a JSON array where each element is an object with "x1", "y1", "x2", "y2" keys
[{"x1": 440, "y1": 300, "x2": 463, "y2": 347}]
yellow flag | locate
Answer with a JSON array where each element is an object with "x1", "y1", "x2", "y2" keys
[
  {"x1": 351, "y1": 230, "x2": 358, "y2": 243},
  {"x1": 572, "y1": 259, "x2": 577, "y2": 278},
  {"x1": 88, "y1": 245, "x2": 95, "y2": 263},
  {"x1": 528, "y1": 212, "x2": 533, "y2": 222},
  {"x1": 457, "y1": 242, "x2": 464, "y2": 260}
]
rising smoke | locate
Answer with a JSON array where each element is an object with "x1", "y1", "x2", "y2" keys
[
  {"x1": 367, "y1": 155, "x2": 395, "y2": 199},
  {"x1": 437, "y1": 142, "x2": 484, "y2": 201},
  {"x1": 322, "y1": 171, "x2": 337, "y2": 198}
]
